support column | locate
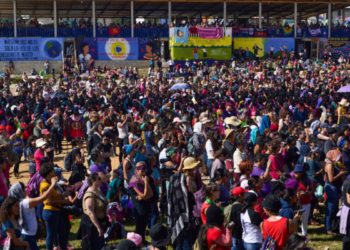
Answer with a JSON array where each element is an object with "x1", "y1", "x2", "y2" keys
[
  {"x1": 13, "y1": 0, "x2": 17, "y2": 37},
  {"x1": 92, "y1": 0, "x2": 96, "y2": 38},
  {"x1": 294, "y1": 3, "x2": 297, "y2": 38},
  {"x1": 131, "y1": 0, "x2": 134, "y2": 38},
  {"x1": 223, "y1": 1, "x2": 227, "y2": 29},
  {"x1": 168, "y1": 1, "x2": 171, "y2": 26},
  {"x1": 54, "y1": 0, "x2": 57, "y2": 37},
  {"x1": 316, "y1": 14, "x2": 319, "y2": 25},
  {"x1": 258, "y1": 2, "x2": 262, "y2": 28},
  {"x1": 328, "y1": 3, "x2": 331, "y2": 38},
  {"x1": 342, "y1": 8, "x2": 345, "y2": 26}
]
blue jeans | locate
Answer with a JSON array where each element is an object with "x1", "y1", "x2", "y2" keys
[
  {"x1": 324, "y1": 183, "x2": 338, "y2": 230},
  {"x1": 148, "y1": 200, "x2": 159, "y2": 229},
  {"x1": 42, "y1": 210, "x2": 67, "y2": 250},
  {"x1": 22, "y1": 139, "x2": 27, "y2": 159},
  {"x1": 22, "y1": 234, "x2": 39, "y2": 250},
  {"x1": 232, "y1": 238, "x2": 243, "y2": 250},
  {"x1": 207, "y1": 159, "x2": 213, "y2": 181},
  {"x1": 243, "y1": 242, "x2": 262, "y2": 250}
]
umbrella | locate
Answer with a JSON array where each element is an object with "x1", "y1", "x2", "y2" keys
[
  {"x1": 337, "y1": 85, "x2": 350, "y2": 93},
  {"x1": 169, "y1": 83, "x2": 190, "y2": 90},
  {"x1": 50, "y1": 91, "x2": 69, "y2": 99}
]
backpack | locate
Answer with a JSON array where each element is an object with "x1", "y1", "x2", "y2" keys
[
  {"x1": 224, "y1": 201, "x2": 240, "y2": 227},
  {"x1": 187, "y1": 136, "x2": 195, "y2": 154},
  {"x1": 64, "y1": 151, "x2": 74, "y2": 171},
  {"x1": 106, "y1": 202, "x2": 124, "y2": 223},
  {"x1": 193, "y1": 185, "x2": 206, "y2": 218},
  {"x1": 26, "y1": 172, "x2": 44, "y2": 198},
  {"x1": 261, "y1": 219, "x2": 288, "y2": 250}
]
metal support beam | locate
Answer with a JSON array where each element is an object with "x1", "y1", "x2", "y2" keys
[
  {"x1": 258, "y1": 2, "x2": 262, "y2": 28},
  {"x1": 54, "y1": 0, "x2": 57, "y2": 37},
  {"x1": 168, "y1": 1, "x2": 171, "y2": 26},
  {"x1": 328, "y1": 3, "x2": 331, "y2": 38},
  {"x1": 342, "y1": 8, "x2": 345, "y2": 26},
  {"x1": 223, "y1": 1, "x2": 227, "y2": 30},
  {"x1": 13, "y1": 0, "x2": 17, "y2": 37},
  {"x1": 294, "y1": 2, "x2": 297, "y2": 38},
  {"x1": 131, "y1": 0, "x2": 134, "y2": 37},
  {"x1": 92, "y1": 0, "x2": 96, "y2": 38}
]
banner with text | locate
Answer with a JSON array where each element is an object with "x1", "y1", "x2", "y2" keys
[
  {"x1": 254, "y1": 28, "x2": 267, "y2": 37},
  {"x1": 308, "y1": 28, "x2": 322, "y2": 37},
  {"x1": 170, "y1": 37, "x2": 231, "y2": 60},
  {"x1": 0, "y1": 38, "x2": 63, "y2": 61},
  {"x1": 197, "y1": 27, "x2": 223, "y2": 39}
]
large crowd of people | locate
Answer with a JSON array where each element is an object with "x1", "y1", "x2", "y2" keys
[{"x1": 0, "y1": 43, "x2": 349, "y2": 250}]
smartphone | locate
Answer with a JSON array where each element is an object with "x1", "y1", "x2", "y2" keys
[
  {"x1": 228, "y1": 222, "x2": 234, "y2": 227},
  {"x1": 294, "y1": 209, "x2": 306, "y2": 214},
  {"x1": 181, "y1": 148, "x2": 187, "y2": 158}
]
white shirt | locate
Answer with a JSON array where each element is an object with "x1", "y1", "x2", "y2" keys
[
  {"x1": 205, "y1": 140, "x2": 214, "y2": 160},
  {"x1": 117, "y1": 122, "x2": 128, "y2": 139},
  {"x1": 79, "y1": 53, "x2": 91, "y2": 62},
  {"x1": 21, "y1": 199, "x2": 38, "y2": 235},
  {"x1": 241, "y1": 209, "x2": 263, "y2": 244},
  {"x1": 167, "y1": 60, "x2": 174, "y2": 66},
  {"x1": 233, "y1": 148, "x2": 247, "y2": 173}
]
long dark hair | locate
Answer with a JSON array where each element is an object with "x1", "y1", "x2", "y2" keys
[
  {"x1": 0, "y1": 197, "x2": 19, "y2": 223},
  {"x1": 207, "y1": 130, "x2": 219, "y2": 151},
  {"x1": 295, "y1": 163, "x2": 309, "y2": 187},
  {"x1": 197, "y1": 224, "x2": 216, "y2": 250},
  {"x1": 26, "y1": 135, "x2": 38, "y2": 151}
]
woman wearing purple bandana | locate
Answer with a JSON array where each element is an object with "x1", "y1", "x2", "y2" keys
[{"x1": 128, "y1": 161, "x2": 153, "y2": 244}]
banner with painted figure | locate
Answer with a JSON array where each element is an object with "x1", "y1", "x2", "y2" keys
[
  {"x1": 0, "y1": 38, "x2": 63, "y2": 61},
  {"x1": 233, "y1": 38, "x2": 295, "y2": 59},
  {"x1": 138, "y1": 38, "x2": 159, "y2": 60},
  {"x1": 77, "y1": 38, "x2": 98, "y2": 63},
  {"x1": 318, "y1": 38, "x2": 350, "y2": 60},
  {"x1": 170, "y1": 37, "x2": 231, "y2": 60},
  {"x1": 197, "y1": 27, "x2": 223, "y2": 39},
  {"x1": 174, "y1": 27, "x2": 189, "y2": 43}
]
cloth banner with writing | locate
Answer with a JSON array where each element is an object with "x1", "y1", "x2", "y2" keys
[
  {"x1": 308, "y1": 28, "x2": 321, "y2": 37},
  {"x1": 254, "y1": 28, "x2": 267, "y2": 37},
  {"x1": 197, "y1": 27, "x2": 223, "y2": 39},
  {"x1": 108, "y1": 28, "x2": 120, "y2": 36}
]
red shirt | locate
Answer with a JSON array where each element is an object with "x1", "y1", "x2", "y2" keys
[
  {"x1": 20, "y1": 123, "x2": 32, "y2": 140},
  {"x1": 263, "y1": 217, "x2": 290, "y2": 250},
  {"x1": 193, "y1": 48, "x2": 198, "y2": 53},
  {"x1": 298, "y1": 179, "x2": 311, "y2": 205},
  {"x1": 207, "y1": 225, "x2": 230, "y2": 250},
  {"x1": 201, "y1": 202, "x2": 210, "y2": 224}
]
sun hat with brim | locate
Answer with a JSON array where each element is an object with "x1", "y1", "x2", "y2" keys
[
  {"x1": 232, "y1": 187, "x2": 249, "y2": 196},
  {"x1": 224, "y1": 116, "x2": 241, "y2": 127},
  {"x1": 183, "y1": 157, "x2": 200, "y2": 170},
  {"x1": 173, "y1": 117, "x2": 181, "y2": 123},
  {"x1": 201, "y1": 118, "x2": 211, "y2": 124},
  {"x1": 41, "y1": 129, "x2": 50, "y2": 135},
  {"x1": 294, "y1": 164, "x2": 306, "y2": 172},
  {"x1": 35, "y1": 119, "x2": 43, "y2": 125},
  {"x1": 181, "y1": 116, "x2": 189, "y2": 123},
  {"x1": 149, "y1": 224, "x2": 172, "y2": 248},
  {"x1": 339, "y1": 99, "x2": 350, "y2": 107},
  {"x1": 225, "y1": 129, "x2": 235, "y2": 139},
  {"x1": 35, "y1": 139, "x2": 47, "y2": 148},
  {"x1": 261, "y1": 194, "x2": 282, "y2": 211}
]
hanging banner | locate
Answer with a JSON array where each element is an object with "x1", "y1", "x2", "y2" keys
[
  {"x1": 0, "y1": 38, "x2": 63, "y2": 61},
  {"x1": 283, "y1": 28, "x2": 293, "y2": 36},
  {"x1": 98, "y1": 38, "x2": 139, "y2": 60},
  {"x1": 249, "y1": 28, "x2": 254, "y2": 36},
  {"x1": 189, "y1": 27, "x2": 198, "y2": 34},
  {"x1": 174, "y1": 27, "x2": 189, "y2": 43},
  {"x1": 197, "y1": 27, "x2": 223, "y2": 39},
  {"x1": 308, "y1": 28, "x2": 322, "y2": 37},
  {"x1": 63, "y1": 41, "x2": 74, "y2": 58},
  {"x1": 254, "y1": 28, "x2": 267, "y2": 37},
  {"x1": 240, "y1": 28, "x2": 249, "y2": 35},
  {"x1": 232, "y1": 28, "x2": 240, "y2": 34},
  {"x1": 138, "y1": 38, "x2": 159, "y2": 60}
]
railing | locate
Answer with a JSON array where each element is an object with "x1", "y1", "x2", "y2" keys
[{"x1": 0, "y1": 27, "x2": 350, "y2": 38}]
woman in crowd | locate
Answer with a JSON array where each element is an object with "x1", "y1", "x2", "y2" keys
[
  {"x1": 25, "y1": 136, "x2": 38, "y2": 178},
  {"x1": 92, "y1": 122, "x2": 105, "y2": 148},
  {"x1": 90, "y1": 148, "x2": 110, "y2": 195},
  {"x1": 128, "y1": 161, "x2": 153, "y2": 244},
  {"x1": 80, "y1": 173, "x2": 108, "y2": 250},
  {"x1": 268, "y1": 140, "x2": 285, "y2": 190},
  {"x1": 8, "y1": 179, "x2": 57, "y2": 250},
  {"x1": 212, "y1": 169, "x2": 230, "y2": 207},
  {"x1": 200, "y1": 182, "x2": 221, "y2": 224},
  {"x1": 39, "y1": 162, "x2": 70, "y2": 250},
  {"x1": 206, "y1": 130, "x2": 219, "y2": 179}
]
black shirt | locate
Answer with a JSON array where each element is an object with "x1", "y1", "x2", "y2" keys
[
  {"x1": 101, "y1": 142, "x2": 112, "y2": 163},
  {"x1": 71, "y1": 147, "x2": 81, "y2": 164}
]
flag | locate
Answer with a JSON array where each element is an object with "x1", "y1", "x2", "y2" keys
[
  {"x1": 108, "y1": 27, "x2": 120, "y2": 36},
  {"x1": 283, "y1": 28, "x2": 293, "y2": 35}
]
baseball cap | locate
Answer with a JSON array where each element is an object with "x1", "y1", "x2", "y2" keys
[{"x1": 232, "y1": 187, "x2": 249, "y2": 196}]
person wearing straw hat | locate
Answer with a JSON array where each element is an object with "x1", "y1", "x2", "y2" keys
[
  {"x1": 223, "y1": 129, "x2": 235, "y2": 156},
  {"x1": 183, "y1": 157, "x2": 201, "y2": 193},
  {"x1": 337, "y1": 99, "x2": 349, "y2": 124}
]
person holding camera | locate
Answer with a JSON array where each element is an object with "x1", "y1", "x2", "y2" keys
[
  {"x1": 103, "y1": 107, "x2": 118, "y2": 157},
  {"x1": 47, "y1": 107, "x2": 64, "y2": 155}
]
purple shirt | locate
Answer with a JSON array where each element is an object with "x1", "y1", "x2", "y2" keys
[
  {"x1": 251, "y1": 166, "x2": 271, "y2": 196},
  {"x1": 90, "y1": 162, "x2": 108, "y2": 193}
]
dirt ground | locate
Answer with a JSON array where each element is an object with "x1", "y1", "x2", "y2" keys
[{"x1": 9, "y1": 139, "x2": 121, "y2": 185}]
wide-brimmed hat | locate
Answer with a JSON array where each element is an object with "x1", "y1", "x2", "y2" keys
[
  {"x1": 149, "y1": 224, "x2": 172, "y2": 248},
  {"x1": 339, "y1": 99, "x2": 350, "y2": 107},
  {"x1": 225, "y1": 116, "x2": 241, "y2": 127},
  {"x1": 35, "y1": 139, "x2": 47, "y2": 148},
  {"x1": 294, "y1": 164, "x2": 305, "y2": 172},
  {"x1": 225, "y1": 129, "x2": 234, "y2": 139},
  {"x1": 183, "y1": 157, "x2": 200, "y2": 170},
  {"x1": 261, "y1": 194, "x2": 282, "y2": 211},
  {"x1": 173, "y1": 117, "x2": 181, "y2": 123}
]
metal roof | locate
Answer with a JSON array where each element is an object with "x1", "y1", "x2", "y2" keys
[{"x1": 0, "y1": 0, "x2": 348, "y2": 18}]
